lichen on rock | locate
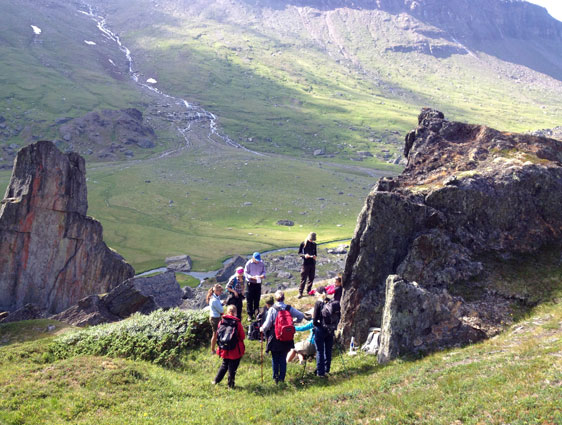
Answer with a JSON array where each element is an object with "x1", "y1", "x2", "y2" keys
[{"x1": 341, "y1": 109, "x2": 562, "y2": 361}]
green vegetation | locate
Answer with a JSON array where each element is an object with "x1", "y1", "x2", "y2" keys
[
  {"x1": 1, "y1": 288, "x2": 560, "y2": 424},
  {"x1": 50, "y1": 309, "x2": 210, "y2": 367},
  {"x1": 83, "y1": 146, "x2": 382, "y2": 272},
  {"x1": 175, "y1": 273, "x2": 200, "y2": 288}
]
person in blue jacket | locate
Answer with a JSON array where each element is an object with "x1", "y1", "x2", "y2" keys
[{"x1": 286, "y1": 319, "x2": 317, "y2": 364}]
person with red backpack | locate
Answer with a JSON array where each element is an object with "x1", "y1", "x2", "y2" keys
[
  {"x1": 259, "y1": 290, "x2": 305, "y2": 383},
  {"x1": 213, "y1": 305, "x2": 246, "y2": 389}
]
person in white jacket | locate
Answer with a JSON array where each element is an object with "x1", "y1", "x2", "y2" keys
[{"x1": 206, "y1": 284, "x2": 224, "y2": 354}]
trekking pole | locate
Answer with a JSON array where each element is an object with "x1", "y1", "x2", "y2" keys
[
  {"x1": 300, "y1": 357, "x2": 307, "y2": 380},
  {"x1": 336, "y1": 341, "x2": 348, "y2": 376},
  {"x1": 260, "y1": 332, "x2": 264, "y2": 383}
]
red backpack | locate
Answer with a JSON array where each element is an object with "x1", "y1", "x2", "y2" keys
[{"x1": 274, "y1": 305, "x2": 295, "y2": 342}]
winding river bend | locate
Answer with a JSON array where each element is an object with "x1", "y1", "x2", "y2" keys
[{"x1": 78, "y1": 3, "x2": 261, "y2": 156}]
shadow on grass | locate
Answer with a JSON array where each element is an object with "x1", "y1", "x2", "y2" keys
[{"x1": 0, "y1": 319, "x2": 70, "y2": 347}]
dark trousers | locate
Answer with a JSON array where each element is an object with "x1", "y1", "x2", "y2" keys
[
  {"x1": 314, "y1": 326, "x2": 333, "y2": 376},
  {"x1": 246, "y1": 283, "x2": 261, "y2": 318},
  {"x1": 299, "y1": 263, "x2": 315, "y2": 295},
  {"x1": 214, "y1": 357, "x2": 241, "y2": 388},
  {"x1": 227, "y1": 295, "x2": 243, "y2": 320},
  {"x1": 271, "y1": 350, "x2": 289, "y2": 382}
]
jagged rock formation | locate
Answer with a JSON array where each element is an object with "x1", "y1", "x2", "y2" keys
[
  {"x1": 0, "y1": 141, "x2": 135, "y2": 315},
  {"x1": 52, "y1": 271, "x2": 183, "y2": 326},
  {"x1": 341, "y1": 109, "x2": 562, "y2": 360}
]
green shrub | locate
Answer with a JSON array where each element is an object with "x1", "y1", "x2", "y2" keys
[{"x1": 50, "y1": 309, "x2": 210, "y2": 367}]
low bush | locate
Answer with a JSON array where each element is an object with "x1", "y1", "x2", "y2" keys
[{"x1": 50, "y1": 309, "x2": 210, "y2": 367}]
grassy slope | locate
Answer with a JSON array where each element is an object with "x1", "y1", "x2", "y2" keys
[{"x1": 0, "y1": 288, "x2": 560, "y2": 425}]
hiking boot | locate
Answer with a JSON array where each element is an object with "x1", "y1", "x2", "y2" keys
[
  {"x1": 297, "y1": 294, "x2": 303, "y2": 299},
  {"x1": 211, "y1": 380, "x2": 217, "y2": 385},
  {"x1": 247, "y1": 316, "x2": 253, "y2": 322}
]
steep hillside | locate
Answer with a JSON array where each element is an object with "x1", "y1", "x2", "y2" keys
[
  {"x1": 2, "y1": 0, "x2": 561, "y2": 166},
  {"x1": 86, "y1": 0, "x2": 562, "y2": 161}
]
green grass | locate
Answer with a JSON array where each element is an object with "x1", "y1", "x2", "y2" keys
[
  {"x1": 175, "y1": 273, "x2": 200, "y2": 288},
  {"x1": 0, "y1": 290, "x2": 560, "y2": 424}
]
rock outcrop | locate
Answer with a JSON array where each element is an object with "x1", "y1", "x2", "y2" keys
[
  {"x1": 377, "y1": 275, "x2": 486, "y2": 363},
  {"x1": 165, "y1": 255, "x2": 192, "y2": 272},
  {"x1": 0, "y1": 141, "x2": 135, "y2": 315},
  {"x1": 52, "y1": 271, "x2": 183, "y2": 326},
  {"x1": 215, "y1": 255, "x2": 246, "y2": 282},
  {"x1": 341, "y1": 109, "x2": 562, "y2": 360}
]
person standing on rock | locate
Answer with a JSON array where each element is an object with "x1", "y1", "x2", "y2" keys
[
  {"x1": 298, "y1": 232, "x2": 317, "y2": 299},
  {"x1": 244, "y1": 252, "x2": 266, "y2": 321},
  {"x1": 206, "y1": 284, "x2": 224, "y2": 354},
  {"x1": 226, "y1": 267, "x2": 245, "y2": 320}
]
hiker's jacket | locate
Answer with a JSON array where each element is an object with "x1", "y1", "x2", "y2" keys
[
  {"x1": 296, "y1": 321, "x2": 315, "y2": 344},
  {"x1": 209, "y1": 293, "x2": 224, "y2": 318},
  {"x1": 298, "y1": 240, "x2": 317, "y2": 266},
  {"x1": 216, "y1": 315, "x2": 245, "y2": 360},
  {"x1": 244, "y1": 259, "x2": 266, "y2": 282},
  {"x1": 260, "y1": 302, "x2": 304, "y2": 352}
]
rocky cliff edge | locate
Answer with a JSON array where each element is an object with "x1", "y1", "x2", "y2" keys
[{"x1": 341, "y1": 109, "x2": 562, "y2": 361}]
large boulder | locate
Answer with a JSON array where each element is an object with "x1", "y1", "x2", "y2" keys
[
  {"x1": 128, "y1": 270, "x2": 183, "y2": 309},
  {"x1": 0, "y1": 141, "x2": 135, "y2": 314},
  {"x1": 215, "y1": 255, "x2": 246, "y2": 282},
  {"x1": 341, "y1": 109, "x2": 562, "y2": 355},
  {"x1": 165, "y1": 255, "x2": 192, "y2": 272},
  {"x1": 52, "y1": 271, "x2": 183, "y2": 326},
  {"x1": 377, "y1": 275, "x2": 486, "y2": 363}
]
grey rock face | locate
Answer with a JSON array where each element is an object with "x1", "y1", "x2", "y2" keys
[
  {"x1": 215, "y1": 255, "x2": 246, "y2": 282},
  {"x1": 52, "y1": 271, "x2": 182, "y2": 327},
  {"x1": 341, "y1": 109, "x2": 562, "y2": 355},
  {"x1": 129, "y1": 270, "x2": 183, "y2": 309},
  {"x1": 377, "y1": 275, "x2": 486, "y2": 363},
  {"x1": 0, "y1": 141, "x2": 135, "y2": 314}
]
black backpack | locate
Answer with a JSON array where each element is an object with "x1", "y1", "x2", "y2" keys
[
  {"x1": 248, "y1": 320, "x2": 261, "y2": 341},
  {"x1": 321, "y1": 299, "x2": 341, "y2": 333},
  {"x1": 217, "y1": 317, "x2": 239, "y2": 350}
]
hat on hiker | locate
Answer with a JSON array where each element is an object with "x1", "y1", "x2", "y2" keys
[
  {"x1": 236, "y1": 267, "x2": 244, "y2": 275},
  {"x1": 308, "y1": 232, "x2": 317, "y2": 241},
  {"x1": 316, "y1": 286, "x2": 326, "y2": 294},
  {"x1": 253, "y1": 252, "x2": 261, "y2": 261}
]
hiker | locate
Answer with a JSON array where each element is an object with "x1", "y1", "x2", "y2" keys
[
  {"x1": 333, "y1": 276, "x2": 343, "y2": 302},
  {"x1": 212, "y1": 305, "x2": 245, "y2": 389},
  {"x1": 313, "y1": 286, "x2": 339, "y2": 377},
  {"x1": 298, "y1": 232, "x2": 317, "y2": 298},
  {"x1": 206, "y1": 284, "x2": 224, "y2": 354},
  {"x1": 260, "y1": 290, "x2": 304, "y2": 383},
  {"x1": 248, "y1": 296, "x2": 274, "y2": 341},
  {"x1": 287, "y1": 320, "x2": 316, "y2": 364},
  {"x1": 244, "y1": 252, "x2": 266, "y2": 321},
  {"x1": 226, "y1": 267, "x2": 246, "y2": 320}
]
